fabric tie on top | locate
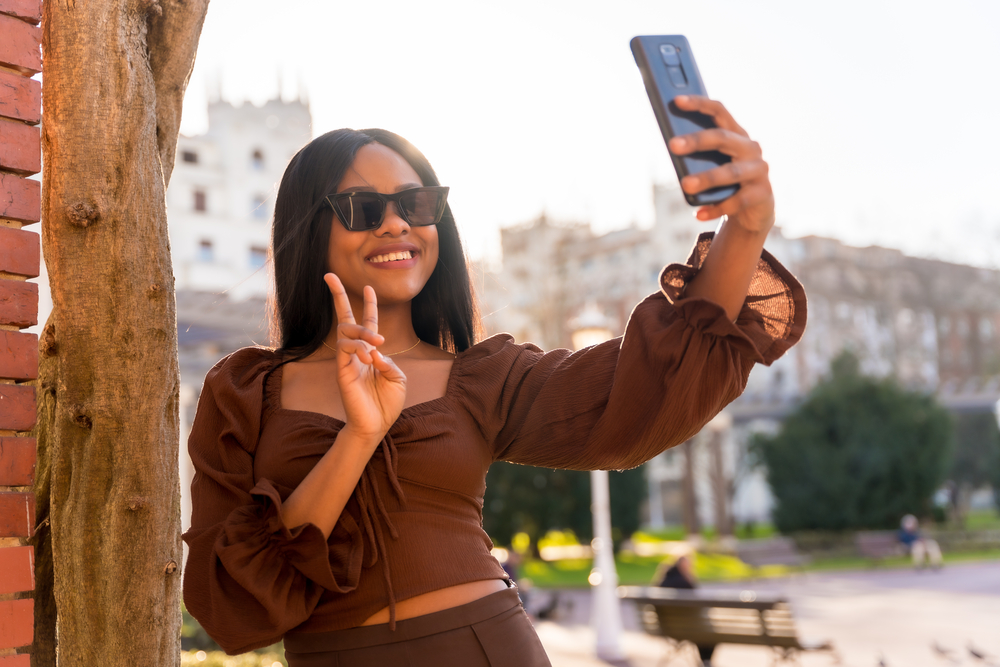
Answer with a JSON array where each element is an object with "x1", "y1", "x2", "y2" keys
[{"x1": 353, "y1": 433, "x2": 407, "y2": 629}]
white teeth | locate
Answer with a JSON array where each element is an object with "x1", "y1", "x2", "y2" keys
[{"x1": 368, "y1": 250, "x2": 414, "y2": 264}]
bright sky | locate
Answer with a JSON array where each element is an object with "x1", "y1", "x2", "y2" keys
[{"x1": 180, "y1": 0, "x2": 1000, "y2": 268}]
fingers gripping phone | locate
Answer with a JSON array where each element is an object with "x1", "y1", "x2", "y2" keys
[{"x1": 630, "y1": 35, "x2": 738, "y2": 207}]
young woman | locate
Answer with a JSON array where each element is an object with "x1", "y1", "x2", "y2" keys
[{"x1": 182, "y1": 95, "x2": 806, "y2": 666}]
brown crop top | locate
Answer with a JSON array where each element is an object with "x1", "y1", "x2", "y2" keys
[{"x1": 182, "y1": 233, "x2": 807, "y2": 654}]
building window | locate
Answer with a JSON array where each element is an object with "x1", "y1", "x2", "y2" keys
[
  {"x1": 251, "y1": 149, "x2": 265, "y2": 170},
  {"x1": 251, "y1": 194, "x2": 268, "y2": 219},
  {"x1": 250, "y1": 246, "x2": 268, "y2": 269},
  {"x1": 193, "y1": 190, "x2": 207, "y2": 212},
  {"x1": 197, "y1": 240, "x2": 214, "y2": 262},
  {"x1": 181, "y1": 150, "x2": 199, "y2": 164}
]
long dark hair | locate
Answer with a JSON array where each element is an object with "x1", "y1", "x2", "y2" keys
[{"x1": 268, "y1": 128, "x2": 481, "y2": 361}]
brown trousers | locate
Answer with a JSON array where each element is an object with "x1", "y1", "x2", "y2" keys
[{"x1": 283, "y1": 586, "x2": 551, "y2": 667}]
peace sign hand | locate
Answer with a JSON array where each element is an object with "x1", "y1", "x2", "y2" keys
[{"x1": 324, "y1": 273, "x2": 407, "y2": 441}]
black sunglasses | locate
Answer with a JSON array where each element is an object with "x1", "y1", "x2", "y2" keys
[{"x1": 325, "y1": 186, "x2": 450, "y2": 232}]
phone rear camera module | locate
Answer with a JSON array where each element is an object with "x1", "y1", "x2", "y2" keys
[{"x1": 659, "y1": 44, "x2": 681, "y2": 66}]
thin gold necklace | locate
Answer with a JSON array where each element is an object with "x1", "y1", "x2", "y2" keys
[{"x1": 321, "y1": 338, "x2": 421, "y2": 357}]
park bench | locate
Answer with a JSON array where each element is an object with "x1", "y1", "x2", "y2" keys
[
  {"x1": 855, "y1": 530, "x2": 904, "y2": 562},
  {"x1": 737, "y1": 537, "x2": 810, "y2": 572},
  {"x1": 618, "y1": 585, "x2": 837, "y2": 665}
]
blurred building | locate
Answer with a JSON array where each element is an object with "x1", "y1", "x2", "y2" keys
[
  {"x1": 475, "y1": 188, "x2": 1000, "y2": 530},
  {"x1": 172, "y1": 95, "x2": 311, "y2": 533},
  {"x1": 170, "y1": 96, "x2": 311, "y2": 301}
]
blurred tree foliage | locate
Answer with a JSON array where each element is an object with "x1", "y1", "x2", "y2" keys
[
  {"x1": 949, "y1": 411, "x2": 1000, "y2": 514},
  {"x1": 995, "y1": 465, "x2": 1000, "y2": 513},
  {"x1": 483, "y1": 463, "x2": 647, "y2": 549},
  {"x1": 753, "y1": 351, "x2": 952, "y2": 532}
]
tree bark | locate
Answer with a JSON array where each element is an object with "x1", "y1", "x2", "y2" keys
[
  {"x1": 707, "y1": 429, "x2": 733, "y2": 537},
  {"x1": 33, "y1": 1, "x2": 208, "y2": 664},
  {"x1": 681, "y1": 439, "x2": 701, "y2": 536}
]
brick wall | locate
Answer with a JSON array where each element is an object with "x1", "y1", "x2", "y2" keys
[{"x1": 0, "y1": 0, "x2": 41, "y2": 663}]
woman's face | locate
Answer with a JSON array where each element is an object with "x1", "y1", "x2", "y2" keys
[{"x1": 327, "y1": 143, "x2": 440, "y2": 306}]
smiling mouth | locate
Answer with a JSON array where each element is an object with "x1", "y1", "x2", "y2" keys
[{"x1": 368, "y1": 250, "x2": 415, "y2": 264}]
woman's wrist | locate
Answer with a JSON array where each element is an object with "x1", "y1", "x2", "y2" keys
[
  {"x1": 720, "y1": 211, "x2": 774, "y2": 240},
  {"x1": 682, "y1": 215, "x2": 771, "y2": 321},
  {"x1": 338, "y1": 423, "x2": 388, "y2": 448}
]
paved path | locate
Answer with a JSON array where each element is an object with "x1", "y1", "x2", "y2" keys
[{"x1": 530, "y1": 560, "x2": 1000, "y2": 667}]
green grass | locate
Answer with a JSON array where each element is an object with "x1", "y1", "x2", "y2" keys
[
  {"x1": 804, "y1": 548, "x2": 1000, "y2": 572},
  {"x1": 632, "y1": 523, "x2": 780, "y2": 542},
  {"x1": 519, "y1": 548, "x2": 1000, "y2": 589},
  {"x1": 521, "y1": 550, "x2": 787, "y2": 588},
  {"x1": 962, "y1": 508, "x2": 1000, "y2": 531}
]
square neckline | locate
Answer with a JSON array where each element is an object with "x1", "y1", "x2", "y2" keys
[{"x1": 268, "y1": 351, "x2": 464, "y2": 428}]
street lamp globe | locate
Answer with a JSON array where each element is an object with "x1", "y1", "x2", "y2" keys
[{"x1": 570, "y1": 302, "x2": 615, "y2": 350}]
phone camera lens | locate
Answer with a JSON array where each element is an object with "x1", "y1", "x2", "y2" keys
[{"x1": 660, "y1": 44, "x2": 681, "y2": 67}]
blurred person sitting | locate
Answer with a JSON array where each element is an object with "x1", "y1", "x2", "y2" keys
[
  {"x1": 654, "y1": 554, "x2": 717, "y2": 667},
  {"x1": 898, "y1": 514, "x2": 942, "y2": 570}
]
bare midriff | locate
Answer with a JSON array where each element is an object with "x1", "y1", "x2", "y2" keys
[{"x1": 360, "y1": 579, "x2": 509, "y2": 626}]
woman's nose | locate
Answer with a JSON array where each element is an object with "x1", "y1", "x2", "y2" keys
[{"x1": 376, "y1": 203, "x2": 410, "y2": 236}]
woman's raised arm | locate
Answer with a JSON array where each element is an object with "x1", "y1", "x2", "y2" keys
[{"x1": 667, "y1": 95, "x2": 775, "y2": 320}]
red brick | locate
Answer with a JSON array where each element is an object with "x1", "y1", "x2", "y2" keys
[
  {"x1": 0, "y1": 598, "x2": 32, "y2": 648},
  {"x1": 0, "y1": 69, "x2": 40, "y2": 125},
  {"x1": 0, "y1": 227, "x2": 39, "y2": 274},
  {"x1": 0, "y1": 0, "x2": 40, "y2": 23},
  {"x1": 0, "y1": 383, "x2": 33, "y2": 430},
  {"x1": 0, "y1": 655, "x2": 31, "y2": 667},
  {"x1": 0, "y1": 119, "x2": 39, "y2": 175},
  {"x1": 0, "y1": 437, "x2": 34, "y2": 485},
  {"x1": 0, "y1": 13, "x2": 40, "y2": 75},
  {"x1": 0, "y1": 546, "x2": 33, "y2": 594},
  {"x1": 0, "y1": 174, "x2": 40, "y2": 224},
  {"x1": 0, "y1": 281, "x2": 36, "y2": 327},
  {"x1": 0, "y1": 331, "x2": 35, "y2": 380},
  {"x1": 0, "y1": 493, "x2": 32, "y2": 538}
]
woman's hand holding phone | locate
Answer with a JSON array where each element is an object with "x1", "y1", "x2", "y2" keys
[
  {"x1": 668, "y1": 95, "x2": 774, "y2": 236},
  {"x1": 324, "y1": 273, "x2": 406, "y2": 442}
]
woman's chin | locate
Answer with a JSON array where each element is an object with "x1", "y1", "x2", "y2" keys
[{"x1": 368, "y1": 282, "x2": 426, "y2": 306}]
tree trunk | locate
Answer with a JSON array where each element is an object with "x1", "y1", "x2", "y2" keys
[
  {"x1": 33, "y1": 1, "x2": 208, "y2": 664},
  {"x1": 681, "y1": 439, "x2": 700, "y2": 536},
  {"x1": 707, "y1": 429, "x2": 733, "y2": 537}
]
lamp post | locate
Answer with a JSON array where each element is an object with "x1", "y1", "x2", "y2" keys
[{"x1": 570, "y1": 303, "x2": 625, "y2": 662}]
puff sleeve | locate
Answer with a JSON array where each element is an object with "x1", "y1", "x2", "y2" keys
[
  {"x1": 460, "y1": 231, "x2": 806, "y2": 470},
  {"x1": 181, "y1": 349, "x2": 363, "y2": 654}
]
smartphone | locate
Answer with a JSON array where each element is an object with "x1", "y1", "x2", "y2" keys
[{"x1": 630, "y1": 35, "x2": 738, "y2": 207}]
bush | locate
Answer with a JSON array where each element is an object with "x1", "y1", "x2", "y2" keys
[
  {"x1": 753, "y1": 351, "x2": 952, "y2": 532},
  {"x1": 483, "y1": 463, "x2": 646, "y2": 549},
  {"x1": 949, "y1": 411, "x2": 1000, "y2": 516}
]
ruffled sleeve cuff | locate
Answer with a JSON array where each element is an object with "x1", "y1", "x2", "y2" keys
[
  {"x1": 217, "y1": 478, "x2": 364, "y2": 594},
  {"x1": 659, "y1": 231, "x2": 807, "y2": 366}
]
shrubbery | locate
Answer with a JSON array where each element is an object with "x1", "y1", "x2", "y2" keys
[
  {"x1": 950, "y1": 411, "x2": 1000, "y2": 516},
  {"x1": 753, "y1": 351, "x2": 952, "y2": 532},
  {"x1": 482, "y1": 463, "x2": 646, "y2": 549}
]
